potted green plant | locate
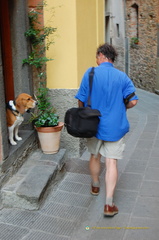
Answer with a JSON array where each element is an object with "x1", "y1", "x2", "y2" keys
[
  {"x1": 30, "y1": 86, "x2": 64, "y2": 154},
  {"x1": 23, "y1": 3, "x2": 64, "y2": 154}
]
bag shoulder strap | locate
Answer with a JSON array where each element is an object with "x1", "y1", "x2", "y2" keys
[{"x1": 87, "y1": 67, "x2": 94, "y2": 107}]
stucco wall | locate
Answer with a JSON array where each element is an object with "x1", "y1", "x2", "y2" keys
[
  {"x1": 44, "y1": 0, "x2": 78, "y2": 89},
  {"x1": 76, "y1": 0, "x2": 105, "y2": 85},
  {"x1": 45, "y1": 0, "x2": 104, "y2": 89}
]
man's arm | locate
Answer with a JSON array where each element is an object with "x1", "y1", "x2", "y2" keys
[
  {"x1": 78, "y1": 100, "x2": 84, "y2": 107},
  {"x1": 126, "y1": 99, "x2": 138, "y2": 109}
]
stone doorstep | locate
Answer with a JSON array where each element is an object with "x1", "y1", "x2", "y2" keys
[{"x1": 1, "y1": 148, "x2": 66, "y2": 210}]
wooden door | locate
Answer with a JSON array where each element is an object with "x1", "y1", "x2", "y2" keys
[{"x1": 0, "y1": 0, "x2": 14, "y2": 102}]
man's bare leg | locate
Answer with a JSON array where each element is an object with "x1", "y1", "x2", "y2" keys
[
  {"x1": 105, "y1": 158, "x2": 118, "y2": 204},
  {"x1": 89, "y1": 154, "x2": 101, "y2": 195},
  {"x1": 104, "y1": 157, "x2": 118, "y2": 216}
]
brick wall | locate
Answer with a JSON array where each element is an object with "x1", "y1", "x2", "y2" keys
[{"x1": 126, "y1": 0, "x2": 158, "y2": 92}]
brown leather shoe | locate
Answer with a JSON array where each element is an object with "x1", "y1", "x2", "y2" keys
[
  {"x1": 90, "y1": 185, "x2": 100, "y2": 196},
  {"x1": 104, "y1": 204, "x2": 118, "y2": 217}
]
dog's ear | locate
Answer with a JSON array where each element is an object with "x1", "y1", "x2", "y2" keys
[{"x1": 15, "y1": 97, "x2": 26, "y2": 114}]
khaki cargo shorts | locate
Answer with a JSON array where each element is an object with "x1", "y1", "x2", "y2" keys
[{"x1": 87, "y1": 137, "x2": 125, "y2": 159}]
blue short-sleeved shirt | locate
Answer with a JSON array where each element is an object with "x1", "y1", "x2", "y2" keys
[{"x1": 75, "y1": 62, "x2": 138, "y2": 141}]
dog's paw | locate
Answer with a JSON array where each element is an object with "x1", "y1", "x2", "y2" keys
[
  {"x1": 15, "y1": 136, "x2": 22, "y2": 141},
  {"x1": 10, "y1": 141, "x2": 17, "y2": 145}
]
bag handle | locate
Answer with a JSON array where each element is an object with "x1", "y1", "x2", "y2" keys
[{"x1": 87, "y1": 67, "x2": 94, "y2": 107}]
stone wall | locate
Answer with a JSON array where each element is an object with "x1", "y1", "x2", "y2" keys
[
  {"x1": 114, "y1": 46, "x2": 125, "y2": 72},
  {"x1": 49, "y1": 89, "x2": 86, "y2": 158},
  {"x1": 126, "y1": 0, "x2": 158, "y2": 92}
]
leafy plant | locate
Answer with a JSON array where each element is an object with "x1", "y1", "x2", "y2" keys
[
  {"x1": 23, "y1": 2, "x2": 56, "y2": 79},
  {"x1": 23, "y1": 1, "x2": 59, "y2": 128},
  {"x1": 130, "y1": 37, "x2": 139, "y2": 48},
  {"x1": 30, "y1": 86, "x2": 59, "y2": 127}
]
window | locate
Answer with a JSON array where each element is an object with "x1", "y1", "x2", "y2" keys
[
  {"x1": 130, "y1": 3, "x2": 139, "y2": 39},
  {"x1": 116, "y1": 24, "x2": 120, "y2": 37}
]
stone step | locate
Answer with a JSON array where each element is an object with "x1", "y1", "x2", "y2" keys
[
  {"x1": 1, "y1": 148, "x2": 66, "y2": 210},
  {"x1": 0, "y1": 130, "x2": 37, "y2": 188}
]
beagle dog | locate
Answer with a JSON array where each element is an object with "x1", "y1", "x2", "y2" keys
[{"x1": 6, "y1": 93, "x2": 37, "y2": 145}]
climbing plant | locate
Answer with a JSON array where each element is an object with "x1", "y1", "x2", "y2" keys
[{"x1": 23, "y1": 1, "x2": 56, "y2": 84}]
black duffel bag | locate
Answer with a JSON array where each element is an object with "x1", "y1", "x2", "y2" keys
[
  {"x1": 64, "y1": 107, "x2": 101, "y2": 138},
  {"x1": 64, "y1": 67, "x2": 101, "y2": 138}
]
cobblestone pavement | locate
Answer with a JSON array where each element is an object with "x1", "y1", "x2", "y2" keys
[{"x1": 0, "y1": 88, "x2": 159, "y2": 240}]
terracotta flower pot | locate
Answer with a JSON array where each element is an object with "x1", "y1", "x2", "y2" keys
[{"x1": 35, "y1": 122, "x2": 64, "y2": 154}]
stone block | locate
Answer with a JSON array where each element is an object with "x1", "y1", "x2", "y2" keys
[
  {"x1": 16, "y1": 165, "x2": 57, "y2": 202},
  {"x1": 1, "y1": 148, "x2": 66, "y2": 210}
]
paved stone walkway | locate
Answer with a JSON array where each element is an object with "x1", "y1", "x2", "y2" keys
[{"x1": 0, "y1": 88, "x2": 159, "y2": 240}]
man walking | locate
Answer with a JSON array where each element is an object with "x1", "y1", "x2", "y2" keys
[{"x1": 75, "y1": 43, "x2": 138, "y2": 217}]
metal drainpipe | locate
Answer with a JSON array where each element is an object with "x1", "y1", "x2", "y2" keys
[
  {"x1": 155, "y1": 23, "x2": 159, "y2": 94},
  {"x1": 123, "y1": 0, "x2": 129, "y2": 75}
]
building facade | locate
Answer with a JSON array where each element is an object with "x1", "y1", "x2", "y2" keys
[
  {"x1": 44, "y1": 0, "x2": 105, "y2": 158},
  {"x1": 0, "y1": 0, "x2": 159, "y2": 185},
  {"x1": 0, "y1": 0, "x2": 105, "y2": 184},
  {"x1": 0, "y1": 0, "x2": 37, "y2": 186},
  {"x1": 125, "y1": 0, "x2": 159, "y2": 92}
]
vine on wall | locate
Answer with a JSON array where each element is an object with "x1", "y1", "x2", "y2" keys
[{"x1": 23, "y1": 1, "x2": 56, "y2": 89}]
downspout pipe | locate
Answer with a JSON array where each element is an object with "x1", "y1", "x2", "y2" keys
[
  {"x1": 123, "y1": 0, "x2": 129, "y2": 75},
  {"x1": 155, "y1": 23, "x2": 159, "y2": 94}
]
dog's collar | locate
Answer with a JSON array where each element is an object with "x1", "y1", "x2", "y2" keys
[{"x1": 6, "y1": 100, "x2": 20, "y2": 116}]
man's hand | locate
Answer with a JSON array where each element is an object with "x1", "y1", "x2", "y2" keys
[
  {"x1": 78, "y1": 100, "x2": 84, "y2": 107},
  {"x1": 126, "y1": 100, "x2": 138, "y2": 109}
]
